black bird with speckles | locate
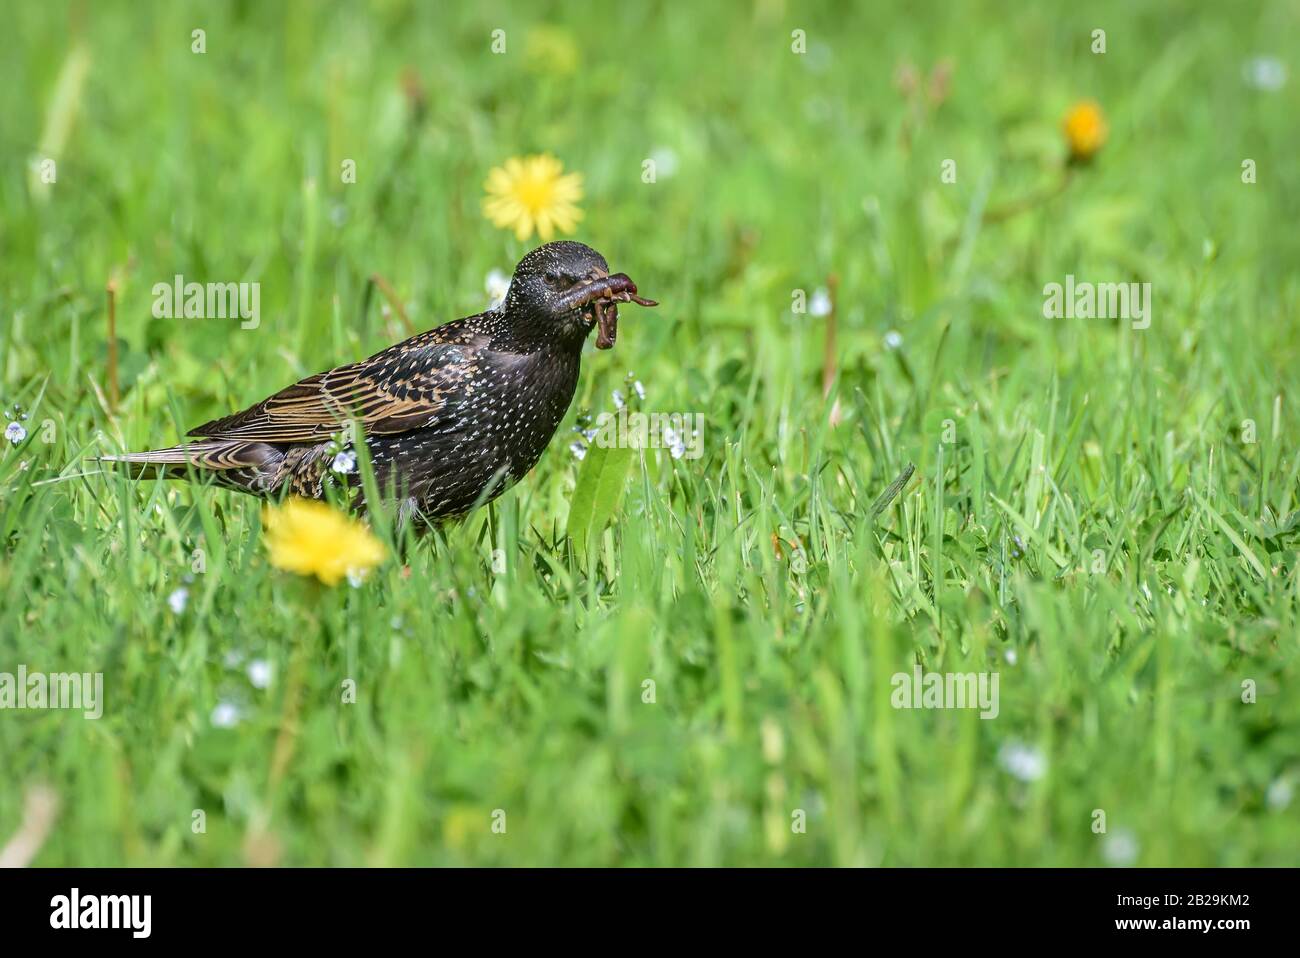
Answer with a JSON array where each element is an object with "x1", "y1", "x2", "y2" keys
[{"x1": 105, "y1": 241, "x2": 657, "y2": 523}]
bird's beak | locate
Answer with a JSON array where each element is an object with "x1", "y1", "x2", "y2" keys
[{"x1": 556, "y1": 272, "x2": 658, "y2": 350}]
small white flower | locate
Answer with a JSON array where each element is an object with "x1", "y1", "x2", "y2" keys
[
  {"x1": 1102, "y1": 828, "x2": 1139, "y2": 866},
  {"x1": 883, "y1": 330, "x2": 903, "y2": 350},
  {"x1": 569, "y1": 440, "x2": 587, "y2": 461},
  {"x1": 167, "y1": 587, "x2": 189, "y2": 615},
  {"x1": 210, "y1": 701, "x2": 241, "y2": 728},
  {"x1": 649, "y1": 146, "x2": 679, "y2": 179},
  {"x1": 1003, "y1": 648, "x2": 1018, "y2": 665},
  {"x1": 998, "y1": 741, "x2": 1047, "y2": 782},
  {"x1": 808, "y1": 288, "x2": 832, "y2": 317},
  {"x1": 4, "y1": 421, "x2": 26, "y2": 444},
  {"x1": 611, "y1": 389, "x2": 626, "y2": 409},
  {"x1": 632, "y1": 380, "x2": 646, "y2": 401},
  {"x1": 485, "y1": 268, "x2": 510, "y2": 308},
  {"x1": 331, "y1": 450, "x2": 357, "y2": 474},
  {"x1": 664, "y1": 426, "x2": 687, "y2": 460},
  {"x1": 346, "y1": 567, "x2": 367, "y2": 588},
  {"x1": 1266, "y1": 776, "x2": 1293, "y2": 811},
  {"x1": 247, "y1": 659, "x2": 272, "y2": 690},
  {"x1": 1242, "y1": 55, "x2": 1287, "y2": 91}
]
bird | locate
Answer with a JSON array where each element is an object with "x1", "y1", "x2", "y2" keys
[{"x1": 104, "y1": 241, "x2": 657, "y2": 526}]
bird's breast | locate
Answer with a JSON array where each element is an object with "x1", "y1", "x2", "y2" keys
[{"x1": 419, "y1": 347, "x2": 582, "y2": 499}]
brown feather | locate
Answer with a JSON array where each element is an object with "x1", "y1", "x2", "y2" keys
[{"x1": 187, "y1": 326, "x2": 488, "y2": 444}]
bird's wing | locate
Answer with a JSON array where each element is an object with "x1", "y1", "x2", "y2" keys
[{"x1": 188, "y1": 329, "x2": 489, "y2": 444}]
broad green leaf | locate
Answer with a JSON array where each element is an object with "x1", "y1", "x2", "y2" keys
[{"x1": 567, "y1": 443, "x2": 634, "y2": 555}]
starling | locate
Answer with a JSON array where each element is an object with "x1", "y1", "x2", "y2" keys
[{"x1": 105, "y1": 241, "x2": 657, "y2": 523}]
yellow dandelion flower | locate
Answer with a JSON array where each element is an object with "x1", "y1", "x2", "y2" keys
[
  {"x1": 1062, "y1": 99, "x2": 1108, "y2": 162},
  {"x1": 263, "y1": 498, "x2": 386, "y2": 586},
  {"x1": 482, "y1": 153, "x2": 583, "y2": 242}
]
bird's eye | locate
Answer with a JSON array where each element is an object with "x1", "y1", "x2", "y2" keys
[
  {"x1": 544, "y1": 271, "x2": 575, "y2": 290},
  {"x1": 544, "y1": 271, "x2": 560, "y2": 286}
]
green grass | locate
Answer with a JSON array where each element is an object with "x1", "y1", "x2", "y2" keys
[{"x1": 1, "y1": 0, "x2": 1298, "y2": 866}]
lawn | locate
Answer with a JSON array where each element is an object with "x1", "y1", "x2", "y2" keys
[{"x1": 1, "y1": 0, "x2": 1297, "y2": 866}]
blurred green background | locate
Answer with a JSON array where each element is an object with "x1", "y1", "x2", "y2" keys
[{"x1": 0, "y1": 0, "x2": 1297, "y2": 866}]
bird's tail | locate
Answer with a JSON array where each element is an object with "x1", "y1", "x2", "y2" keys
[{"x1": 100, "y1": 440, "x2": 281, "y2": 485}]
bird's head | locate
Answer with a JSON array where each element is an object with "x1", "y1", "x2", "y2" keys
[{"x1": 497, "y1": 241, "x2": 657, "y2": 351}]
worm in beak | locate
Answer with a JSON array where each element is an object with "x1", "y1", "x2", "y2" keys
[{"x1": 558, "y1": 272, "x2": 658, "y2": 350}]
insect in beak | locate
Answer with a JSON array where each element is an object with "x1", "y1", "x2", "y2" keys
[{"x1": 558, "y1": 272, "x2": 657, "y2": 349}]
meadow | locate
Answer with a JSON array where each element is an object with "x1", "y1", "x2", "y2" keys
[{"x1": 1, "y1": 0, "x2": 1297, "y2": 866}]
